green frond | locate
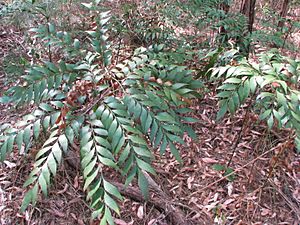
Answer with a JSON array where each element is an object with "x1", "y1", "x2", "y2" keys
[
  {"x1": 0, "y1": 103, "x2": 63, "y2": 161},
  {"x1": 214, "y1": 51, "x2": 300, "y2": 151},
  {"x1": 2, "y1": 61, "x2": 80, "y2": 105},
  {"x1": 87, "y1": 11, "x2": 112, "y2": 67},
  {"x1": 79, "y1": 120, "x2": 123, "y2": 224},
  {"x1": 111, "y1": 47, "x2": 150, "y2": 78},
  {"x1": 21, "y1": 128, "x2": 68, "y2": 211}
]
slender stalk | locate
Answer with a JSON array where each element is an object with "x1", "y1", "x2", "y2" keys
[
  {"x1": 247, "y1": 127, "x2": 268, "y2": 185},
  {"x1": 227, "y1": 93, "x2": 255, "y2": 168},
  {"x1": 282, "y1": 21, "x2": 293, "y2": 50},
  {"x1": 46, "y1": 20, "x2": 52, "y2": 62}
]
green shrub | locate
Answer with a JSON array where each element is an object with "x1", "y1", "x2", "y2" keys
[
  {"x1": 212, "y1": 50, "x2": 300, "y2": 152},
  {"x1": 0, "y1": 1, "x2": 202, "y2": 224}
]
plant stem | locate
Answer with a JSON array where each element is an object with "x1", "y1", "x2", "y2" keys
[
  {"x1": 227, "y1": 94, "x2": 255, "y2": 168},
  {"x1": 282, "y1": 21, "x2": 293, "y2": 50},
  {"x1": 46, "y1": 16, "x2": 52, "y2": 62}
]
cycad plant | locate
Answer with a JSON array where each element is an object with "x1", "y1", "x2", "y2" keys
[
  {"x1": 212, "y1": 50, "x2": 300, "y2": 152},
  {"x1": 0, "y1": 2, "x2": 202, "y2": 224}
]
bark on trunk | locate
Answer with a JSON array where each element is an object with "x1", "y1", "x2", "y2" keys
[
  {"x1": 240, "y1": 0, "x2": 256, "y2": 34},
  {"x1": 278, "y1": 0, "x2": 290, "y2": 29},
  {"x1": 239, "y1": 0, "x2": 256, "y2": 55}
]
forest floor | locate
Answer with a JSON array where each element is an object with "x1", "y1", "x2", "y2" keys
[{"x1": 0, "y1": 17, "x2": 300, "y2": 225}]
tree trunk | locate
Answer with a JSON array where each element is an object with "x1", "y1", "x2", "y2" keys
[
  {"x1": 240, "y1": 0, "x2": 256, "y2": 34},
  {"x1": 278, "y1": 0, "x2": 290, "y2": 29},
  {"x1": 239, "y1": 0, "x2": 256, "y2": 55}
]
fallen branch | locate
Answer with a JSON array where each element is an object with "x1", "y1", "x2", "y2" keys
[
  {"x1": 66, "y1": 143, "x2": 193, "y2": 225},
  {"x1": 267, "y1": 178, "x2": 300, "y2": 220},
  {"x1": 111, "y1": 181, "x2": 192, "y2": 225}
]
